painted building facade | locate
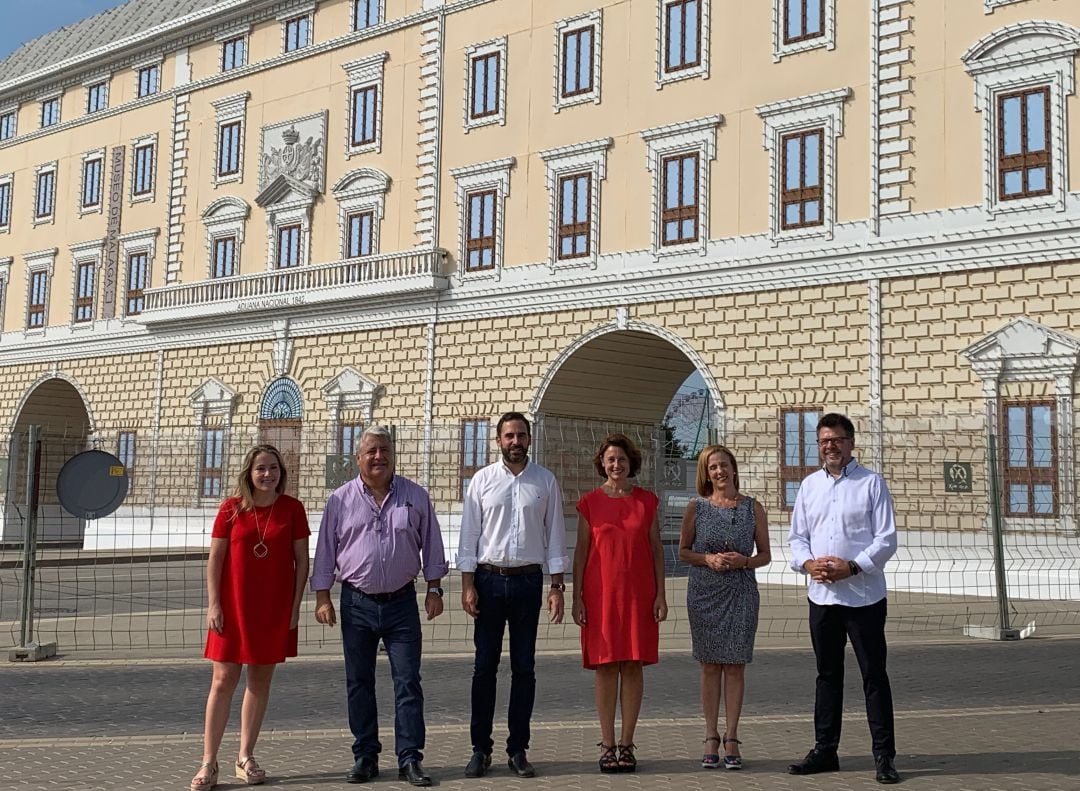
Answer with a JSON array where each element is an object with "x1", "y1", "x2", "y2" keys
[{"x1": 0, "y1": 0, "x2": 1077, "y2": 554}]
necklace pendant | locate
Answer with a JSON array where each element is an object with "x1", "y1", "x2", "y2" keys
[{"x1": 253, "y1": 541, "x2": 269, "y2": 559}]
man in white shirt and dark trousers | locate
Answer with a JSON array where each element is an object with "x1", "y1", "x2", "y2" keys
[
  {"x1": 456, "y1": 411, "x2": 569, "y2": 780},
  {"x1": 787, "y1": 413, "x2": 900, "y2": 785}
]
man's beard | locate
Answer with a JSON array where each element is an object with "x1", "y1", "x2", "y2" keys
[{"x1": 501, "y1": 445, "x2": 527, "y2": 464}]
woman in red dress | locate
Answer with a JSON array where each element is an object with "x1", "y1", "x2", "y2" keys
[
  {"x1": 190, "y1": 445, "x2": 310, "y2": 791},
  {"x1": 572, "y1": 433, "x2": 667, "y2": 773}
]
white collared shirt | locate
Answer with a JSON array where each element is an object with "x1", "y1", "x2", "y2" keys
[
  {"x1": 788, "y1": 458, "x2": 897, "y2": 607},
  {"x1": 456, "y1": 459, "x2": 569, "y2": 573}
]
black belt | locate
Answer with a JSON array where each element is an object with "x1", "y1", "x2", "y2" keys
[
  {"x1": 345, "y1": 580, "x2": 415, "y2": 602},
  {"x1": 476, "y1": 563, "x2": 543, "y2": 576}
]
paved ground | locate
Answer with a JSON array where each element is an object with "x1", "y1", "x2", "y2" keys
[{"x1": 2, "y1": 636, "x2": 1078, "y2": 790}]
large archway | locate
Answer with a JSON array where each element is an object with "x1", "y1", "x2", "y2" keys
[
  {"x1": 4, "y1": 377, "x2": 94, "y2": 543},
  {"x1": 531, "y1": 322, "x2": 724, "y2": 542}
]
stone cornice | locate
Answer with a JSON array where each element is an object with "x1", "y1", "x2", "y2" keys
[{"x1": 5, "y1": 200, "x2": 1080, "y2": 365}]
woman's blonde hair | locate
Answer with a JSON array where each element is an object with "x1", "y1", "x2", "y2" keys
[
  {"x1": 232, "y1": 444, "x2": 288, "y2": 511},
  {"x1": 694, "y1": 445, "x2": 740, "y2": 496}
]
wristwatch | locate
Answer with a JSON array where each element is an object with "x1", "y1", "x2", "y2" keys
[
  {"x1": 848, "y1": 561, "x2": 861, "y2": 577},
  {"x1": 550, "y1": 582, "x2": 566, "y2": 592},
  {"x1": 426, "y1": 586, "x2": 444, "y2": 598}
]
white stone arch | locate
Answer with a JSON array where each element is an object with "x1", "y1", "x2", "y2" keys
[
  {"x1": 8, "y1": 371, "x2": 97, "y2": 436},
  {"x1": 530, "y1": 317, "x2": 727, "y2": 437},
  {"x1": 201, "y1": 196, "x2": 251, "y2": 277}
]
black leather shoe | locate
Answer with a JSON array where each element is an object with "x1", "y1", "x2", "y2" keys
[
  {"x1": 465, "y1": 751, "x2": 492, "y2": 778},
  {"x1": 346, "y1": 756, "x2": 379, "y2": 783},
  {"x1": 875, "y1": 755, "x2": 900, "y2": 784},
  {"x1": 398, "y1": 760, "x2": 433, "y2": 787},
  {"x1": 788, "y1": 748, "x2": 840, "y2": 775},
  {"x1": 507, "y1": 752, "x2": 536, "y2": 778}
]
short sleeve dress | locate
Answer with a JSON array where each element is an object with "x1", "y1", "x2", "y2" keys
[
  {"x1": 576, "y1": 487, "x2": 661, "y2": 670},
  {"x1": 204, "y1": 495, "x2": 311, "y2": 665},
  {"x1": 685, "y1": 496, "x2": 760, "y2": 665}
]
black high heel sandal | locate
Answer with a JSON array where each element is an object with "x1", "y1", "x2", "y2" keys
[
  {"x1": 617, "y1": 743, "x2": 637, "y2": 773},
  {"x1": 597, "y1": 743, "x2": 619, "y2": 774},
  {"x1": 722, "y1": 735, "x2": 743, "y2": 770}
]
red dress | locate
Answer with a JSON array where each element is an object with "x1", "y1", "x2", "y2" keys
[
  {"x1": 576, "y1": 487, "x2": 660, "y2": 669},
  {"x1": 204, "y1": 495, "x2": 310, "y2": 664}
]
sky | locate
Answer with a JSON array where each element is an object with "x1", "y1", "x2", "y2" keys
[{"x1": 0, "y1": 0, "x2": 122, "y2": 62}]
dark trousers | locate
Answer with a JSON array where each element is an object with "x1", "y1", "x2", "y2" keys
[
  {"x1": 470, "y1": 570, "x2": 543, "y2": 756},
  {"x1": 809, "y1": 598, "x2": 895, "y2": 760},
  {"x1": 340, "y1": 584, "x2": 424, "y2": 767}
]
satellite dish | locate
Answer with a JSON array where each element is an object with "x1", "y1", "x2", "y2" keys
[{"x1": 56, "y1": 450, "x2": 130, "y2": 520}]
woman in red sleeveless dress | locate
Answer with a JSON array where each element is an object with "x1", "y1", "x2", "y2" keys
[
  {"x1": 572, "y1": 433, "x2": 667, "y2": 774},
  {"x1": 191, "y1": 445, "x2": 310, "y2": 791}
]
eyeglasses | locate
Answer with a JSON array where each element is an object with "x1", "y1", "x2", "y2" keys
[{"x1": 817, "y1": 437, "x2": 851, "y2": 447}]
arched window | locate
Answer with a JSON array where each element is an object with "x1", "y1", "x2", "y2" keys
[{"x1": 260, "y1": 378, "x2": 303, "y2": 420}]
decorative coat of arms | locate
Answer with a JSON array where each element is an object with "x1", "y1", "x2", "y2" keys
[{"x1": 257, "y1": 112, "x2": 328, "y2": 195}]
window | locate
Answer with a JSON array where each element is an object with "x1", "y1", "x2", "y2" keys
[
  {"x1": 277, "y1": 224, "x2": 302, "y2": 268},
  {"x1": 554, "y1": 12, "x2": 602, "y2": 111},
  {"x1": 757, "y1": 88, "x2": 849, "y2": 241},
  {"x1": 557, "y1": 173, "x2": 591, "y2": 260},
  {"x1": 470, "y1": 51, "x2": 500, "y2": 120},
  {"x1": 133, "y1": 143, "x2": 155, "y2": 197},
  {"x1": 82, "y1": 158, "x2": 103, "y2": 208},
  {"x1": 86, "y1": 82, "x2": 108, "y2": 113},
  {"x1": 74, "y1": 262, "x2": 95, "y2": 323},
  {"x1": 464, "y1": 38, "x2": 507, "y2": 129},
  {"x1": 451, "y1": 157, "x2": 513, "y2": 278},
  {"x1": 562, "y1": 27, "x2": 594, "y2": 98},
  {"x1": 137, "y1": 65, "x2": 160, "y2": 98},
  {"x1": 28, "y1": 270, "x2": 48, "y2": 328},
  {"x1": 117, "y1": 432, "x2": 137, "y2": 474},
  {"x1": 35, "y1": 169, "x2": 55, "y2": 218},
  {"x1": 642, "y1": 116, "x2": 718, "y2": 255},
  {"x1": 781, "y1": 129, "x2": 824, "y2": 229},
  {"x1": 284, "y1": 15, "x2": 311, "y2": 52},
  {"x1": 1003, "y1": 401, "x2": 1057, "y2": 517},
  {"x1": 213, "y1": 236, "x2": 237, "y2": 278},
  {"x1": 346, "y1": 210, "x2": 374, "y2": 258},
  {"x1": 661, "y1": 152, "x2": 699, "y2": 245},
  {"x1": 218, "y1": 122, "x2": 242, "y2": 177},
  {"x1": 339, "y1": 422, "x2": 365, "y2": 456},
  {"x1": 465, "y1": 189, "x2": 496, "y2": 271},
  {"x1": 350, "y1": 86, "x2": 378, "y2": 147},
  {"x1": 460, "y1": 419, "x2": 489, "y2": 499},
  {"x1": 785, "y1": 0, "x2": 824, "y2": 44},
  {"x1": 998, "y1": 87, "x2": 1051, "y2": 201},
  {"x1": 200, "y1": 427, "x2": 226, "y2": 498},
  {"x1": 963, "y1": 23, "x2": 1080, "y2": 215},
  {"x1": 0, "y1": 111, "x2": 15, "y2": 140},
  {"x1": 781, "y1": 409, "x2": 820, "y2": 508},
  {"x1": 664, "y1": 0, "x2": 701, "y2": 73},
  {"x1": 126, "y1": 252, "x2": 148, "y2": 315},
  {"x1": 221, "y1": 36, "x2": 246, "y2": 71},
  {"x1": 211, "y1": 92, "x2": 249, "y2": 184},
  {"x1": 354, "y1": 0, "x2": 381, "y2": 30},
  {"x1": 40, "y1": 97, "x2": 60, "y2": 127},
  {"x1": 0, "y1": 180, "x2": 10, "y2": 228}
]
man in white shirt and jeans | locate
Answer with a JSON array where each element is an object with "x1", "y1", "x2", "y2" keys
[
  {"x1": 787, "y1": 413, "x2": 900, "y2": 785},
  {"x1": 456, "y1": 411, "x2": 568, "y2": 780}
]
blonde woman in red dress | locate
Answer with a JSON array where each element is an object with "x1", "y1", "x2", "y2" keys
[
  {"x1": 190, "y1": 445, "x2": 310, "y2": 791},
  {"x1": 572, "y1": 433, "x2": 667, "y2": 774}
]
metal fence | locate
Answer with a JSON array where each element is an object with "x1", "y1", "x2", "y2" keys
[{"x1": 2, "y1": 415, "x2": 1078, "y2": 656}]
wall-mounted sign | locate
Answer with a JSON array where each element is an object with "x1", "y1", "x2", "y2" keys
[{"x1": 944, "y1": 462, "x2": 973, "y2": 493}]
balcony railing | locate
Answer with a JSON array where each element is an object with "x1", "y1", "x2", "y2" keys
[{"x1": 141, "y1": 249, "x2": 449, "y2": 323}]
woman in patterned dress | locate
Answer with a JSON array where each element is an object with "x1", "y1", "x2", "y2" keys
[
  {"x1": 679, "y1": 445, "x2": 771, "y2": 770},
  {"x1": 191, "y1": 445, "x2": 310, "y2": 791}
]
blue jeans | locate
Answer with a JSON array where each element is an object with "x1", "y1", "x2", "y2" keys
[
  {"x1": 469, "y1": 570, "x2": 543, "y2": 756},
  {"x1": 340, "y1": 584, "x2": 424, "y2": 766}
]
